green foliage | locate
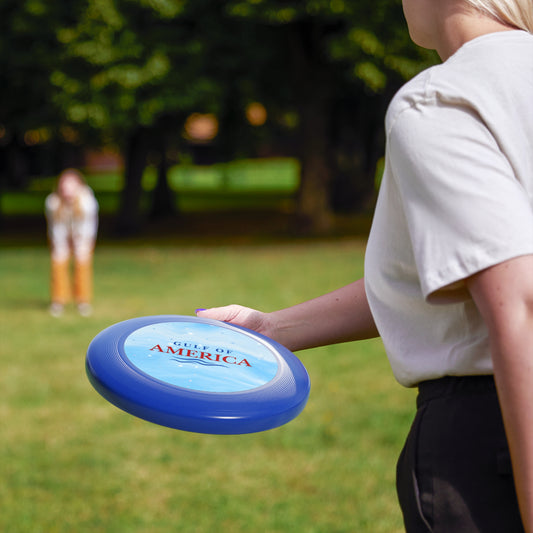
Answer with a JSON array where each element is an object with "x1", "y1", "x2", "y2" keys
[
  {"x1": 226, "y1": 0, "x2": 437, "y2": 91},
  {"x1": 1, "y1": 0, "x2": 439, "y2": 224},
  {"x1": 0, "y1": 1, "x2": 66, "y2": 131},
  {"x1": 1, "y1": 0, "x2": 438, "y2": 139},
  {"x1": 227, "y1": 0, "x2": 353, "y2": 21},
  {"x1": 50, "y1": 0, "x2": 220, "y2": 135}
]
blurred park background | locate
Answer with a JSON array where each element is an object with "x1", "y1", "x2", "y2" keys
[
  {"x1": 0, "y1": 1, "x2": 436, "y2": 531},
  {"x1": 0, "y1": 0, "x2": 438, "y2": 239}
]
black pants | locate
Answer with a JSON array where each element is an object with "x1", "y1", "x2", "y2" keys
[{"x1": 396, "y1": 376, "x2": 524, "y2": 533}]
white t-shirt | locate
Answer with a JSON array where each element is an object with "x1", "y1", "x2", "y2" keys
[
  {"x1": 365, "y1": 31, "x2": 533, "y2": 387},
  {"x1": 45, "y1": 186, "x2": 99, "y2": 261}
]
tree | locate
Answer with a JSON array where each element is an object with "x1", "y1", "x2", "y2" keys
[
  {"x1": 50, "y1": 0, "x2": 211, "y2": 233},
  {"x1": 6, "y1": 0, "x2": 438, "y2": 234},
  {"x1": 224, "y1": 0, "x2": 438, "y2": 232},
  {"x1": 0, "y1": 1, "x2": 77, "y2": 190},
  {"x1": 52, "y1": 0, "x2": 277, "y2": 234}
]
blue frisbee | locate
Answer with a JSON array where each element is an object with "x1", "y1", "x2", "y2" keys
[{"x1": 85, "y1": 315, "x2": 310, "y2": 434}]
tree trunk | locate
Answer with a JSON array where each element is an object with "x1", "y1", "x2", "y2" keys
[
  {"x1": 288, "y1": 21, "x2": 334, "y2": 235},
  {"x1": 295, "y1": 93, "x2": 333, "y2": 233},
  {"x1": 329, "y1": 91, "x2": 386, "y2": 213},
  {"x1": 4, "y1": 132, "x2": 30, "y2": 189},
  {"x1": 115, "y1": 126, "x2": 150, "y2": 236},
  {"x1": 150, "y1": 135, "x2": 177, "y2": 220}
]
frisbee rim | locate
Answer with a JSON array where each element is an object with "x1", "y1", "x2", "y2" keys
[{"x1": 86, "y1": 315, "x2": 310, "y2": 434}]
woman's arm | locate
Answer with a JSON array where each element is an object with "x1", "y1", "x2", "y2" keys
[
  {"x1": 197, "y1": 278, "x2": 379, "y2": 352},
  {"x1": 467, "y1": 254, "x2": 533, "y2": 533}
]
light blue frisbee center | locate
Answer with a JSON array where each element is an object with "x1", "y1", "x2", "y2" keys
[{"x1": 123, "y1": 322, "x2": 280, "y2": 392}]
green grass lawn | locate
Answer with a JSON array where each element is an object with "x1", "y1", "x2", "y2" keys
[{"x1": 0, "y1": 238, "x2": 415, "y2": 533}]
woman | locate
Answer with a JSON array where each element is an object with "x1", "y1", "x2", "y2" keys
[
  {"x1": 45, "y1": 169, "x2": 99, "y2": 317},
  {"x1": 197, "y1": 1, "x2": 533, "y2": 531}
]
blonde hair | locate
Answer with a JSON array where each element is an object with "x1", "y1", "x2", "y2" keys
[{"x1": 464, "y1": 0, "x2": 533, "y2": 32}]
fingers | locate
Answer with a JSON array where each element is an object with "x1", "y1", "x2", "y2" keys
[
  {"x1": 196, "y1": 304, "x2": 248, "y2": 323},
  {"x1": 195, "y1": 304, "x2": 269, "y2": 335}
]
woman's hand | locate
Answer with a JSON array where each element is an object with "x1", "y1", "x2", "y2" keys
[
  {"x1": 196, "y1": 278, "x2": 378, "y2": 352},
  {"x1": 196, "y1": 305, "x2": 274, "y2": 338}
]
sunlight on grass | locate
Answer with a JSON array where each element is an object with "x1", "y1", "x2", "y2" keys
[
  {"x1": 0, "y1": 240, "x2": 414, "y2": 532},
  {"x1": 1, "y1": 158, "x2": 300, "y2": 216}
]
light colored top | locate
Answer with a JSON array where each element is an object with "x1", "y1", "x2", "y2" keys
[
  {"x1": 365, "y1": 31, "x2": 533, "y2": 387},
  {"x1": 45, "y1": 185, "x2": 99, "y2": 261}
]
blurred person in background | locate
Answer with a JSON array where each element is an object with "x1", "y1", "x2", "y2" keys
[{"x1": 45, "y1": 168, "x2": 98, "y2": 317}]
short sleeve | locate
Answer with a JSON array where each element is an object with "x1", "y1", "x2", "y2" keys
[{"x1": 389, "y1": 99, "x2": 533, "y2": 301}]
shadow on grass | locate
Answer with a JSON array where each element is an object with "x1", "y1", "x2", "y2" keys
[
  {"x1": 0, "y1": 297, "x2": 50, "y2": 312},
  {"x1": 0, "y1": 210, "x2": 373, "y2": 248}
]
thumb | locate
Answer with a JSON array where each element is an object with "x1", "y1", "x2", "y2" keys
[
  {"x1": 196, "y1": 305, "x2": 244, "y2": 323},
  {"x1": 195, "y1": 305, "x2": 266, "y2": 333}
]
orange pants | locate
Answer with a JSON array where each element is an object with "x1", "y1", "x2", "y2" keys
[{"x1": 50, "y1": 256, "x2": 93, "y2": 305}]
